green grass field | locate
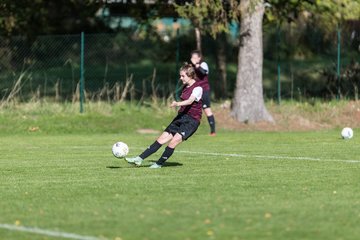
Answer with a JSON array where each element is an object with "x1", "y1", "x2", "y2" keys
[{"x1": 1, "y1": 103, "x2": 360, "y2": 240}]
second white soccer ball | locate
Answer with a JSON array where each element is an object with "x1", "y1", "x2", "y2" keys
[
  {"x1": 341, "y1": 127, "x2": 353, "y2": 139},
  {"x1": 112, "y1": 142, "x2": 129, "y2": 158}
]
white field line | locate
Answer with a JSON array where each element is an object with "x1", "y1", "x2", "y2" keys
[
  {"x1": 174, "y1": 150, "x2": 360, "y2": 163},
  {"x1": 25, "y1": 145, "x2": 360, "y2": 163},
  {"x1": 126, "y1": 147, "x2": 360, "y2": 163},
  {"x1": 0, "y1": 223, "x2": 104, "y2": 240}
]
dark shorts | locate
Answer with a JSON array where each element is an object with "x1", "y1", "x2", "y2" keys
[
  {"x1": 165, "y1": 114, "x2": 200, "y2": 141},
  {"x1": 202, "y1": 90, "x2": 211, "y2": 109}
]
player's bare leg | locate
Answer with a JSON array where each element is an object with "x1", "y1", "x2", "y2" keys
[
  {"x1": 168, "y1": 133, "x2": 183, "y2": 148},
  {"x1": 125, "y1": 132, "x2": 173, "y2": 166},
  {"x1": 149, "y1": 133, "x2": 183, "y2": 169},
  {"x1": 204, "y1": 107, "x2": 213, "y2": 116},
  {"x1": 157, "y1": 132, "x2": 174, "y2": 144}
]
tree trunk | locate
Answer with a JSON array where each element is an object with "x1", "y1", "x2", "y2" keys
[
  {"x1": 215, "y1": 32, "x2": 227, "y2": 99},
  {"x1": 195, "y1": 27, "x2": 202, "y2": 51},
  {"x1": 231, "y1": 0, "x2": 273, "y2": 123}
]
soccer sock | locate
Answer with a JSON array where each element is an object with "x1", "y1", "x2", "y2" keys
[
  {"x1": 207, "y1": 115, "x2": 216, "y2": 133},
  {"x1": 156, "y1": 146, "x2": 175, "y2": 165},
  {"x1": 139, "y1": 141, "x2": 162, "y2": 159}
]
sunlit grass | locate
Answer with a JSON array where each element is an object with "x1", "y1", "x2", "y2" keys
[{"x1": 0, "y1": 130, "x2": 360, "y2": 239}]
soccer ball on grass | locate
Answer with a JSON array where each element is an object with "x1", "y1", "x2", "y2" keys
[
  {"x1": 341, "y1": 127, "x2": 353, "y2": 140},
  {"x1": 112, "y1": 142, "x2": 129, "y2": 158}
]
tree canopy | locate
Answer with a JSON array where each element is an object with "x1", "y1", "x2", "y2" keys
[
  {"x1": 1, "y1": 0, "x2": 359, "y2": 39},
  {"x1": 0, "y1": 0, "x2": 106, "y2": 39}
]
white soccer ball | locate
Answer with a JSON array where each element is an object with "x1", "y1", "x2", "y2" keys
[
  {"x1": 341, "y1": 127, "x2": 353, "y2": 139},
  {"x1": 112, "y1": 142, "x2": 129, "y2": 158}
]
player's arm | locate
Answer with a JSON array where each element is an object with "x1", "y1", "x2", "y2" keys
[
  {"x1": 196, "y1": 66, "x2": 207, "y2": 76},
  {"x1": 171, "y1": 95, "x2": 196, "y2": 107},
  {"x1": 171, "y1": 87, "x2": 202, "y2": 108},
  {"x1": 191, "y1": 61, "x2": 209, "y2": 77},
  {"x1": 195, "y1": 62, "x2": 209, "y2": 78}
]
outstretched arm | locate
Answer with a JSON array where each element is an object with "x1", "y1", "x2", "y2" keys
[
  {"x1": 171, "y1": 86, "x2": 202, "y2": 108},
  {"x1": 171, "y1": 95, "x2": 196, "y2": 108}
]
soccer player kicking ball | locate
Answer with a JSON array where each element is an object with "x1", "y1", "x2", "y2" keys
[{"x1": 125, "y1": 63, "x2": 203, "y2": 169}]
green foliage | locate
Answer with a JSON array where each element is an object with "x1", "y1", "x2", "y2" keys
[
  {"x1": 173, "y1": 0, "x2": 360, "y2": 36},
  {"x1": 314, "y1": 0, "x2": 360, "y2": 23},
  {"x1": 309, "y1": 0, "x2": 360, "y2": 32},
  {"x1": 264, "y1": 0, "x2": 316, "y2": 23},
  {"x1": 174, "y1": 0, "x2": 229, "y2": 37},
  {"x1": 173, "y1": 0, "x2": 318, "y2": 37},
  {"x1": 0, "y1": 0, "x2": 106, "y2": 39}
]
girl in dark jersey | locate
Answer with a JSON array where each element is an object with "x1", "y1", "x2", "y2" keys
[
  {"x1": 125, "y1": 63, "x2": 203, "y2": 169},
  {"x1": 190, "y1": 50, "x2": 216, "y2": 136}
]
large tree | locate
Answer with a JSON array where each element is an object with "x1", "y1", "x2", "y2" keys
[
  {"x1": 230, "y1": 0, "x2": 322, "y2": 122},
  {"x1": 231, "y1": 0, "x2": 273, "y2": 122}
]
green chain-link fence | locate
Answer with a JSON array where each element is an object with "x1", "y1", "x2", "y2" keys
[
  {"x1": 0, "y1": 34, "x2": 81, "y2": 102},
  {"x1": 0, "y1": 31, "x2": 181, "y2": 109},
  {"x1": 263, "y1": 21, "x2": 360, "y2": 102},
  {"x1": 0, "y1": 22, "x2": 359, "y2": 111}
]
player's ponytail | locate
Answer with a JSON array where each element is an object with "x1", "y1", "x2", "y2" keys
[{"x1": 180, "y1": 62, "x2": 196, "y2": 79}]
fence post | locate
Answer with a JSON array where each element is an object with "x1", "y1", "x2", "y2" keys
[
  {"x1": 80, "y1": 32, "x2": 85, "y2": 113},
  {"x1": 175, "y1": 23, "x2": 180, "y2": 101},
  {"x1": 276, "y1": 24, "x2": 281, "y2": 105},
  {"x1": 336, "y1": 25, "x2": 341, "y2": 99}
]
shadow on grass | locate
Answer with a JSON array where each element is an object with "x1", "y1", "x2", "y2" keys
[
  {"x1": 149, "y1": 160, "x2": 183, "y2": 167},
  {"x1": 106, "y1": 166, "x2": 122, "y2": 169},
  {"x1": 106, "y1": 161, "x2": 183, "y2": 169}
]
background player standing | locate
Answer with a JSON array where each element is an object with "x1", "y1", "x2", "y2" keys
[
  {"x1": 190, "y1": 50, "x2": 216, "y2": 136},
  {"x1": 125, "y1": 63, "x2": 203, "y2": 168}
]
